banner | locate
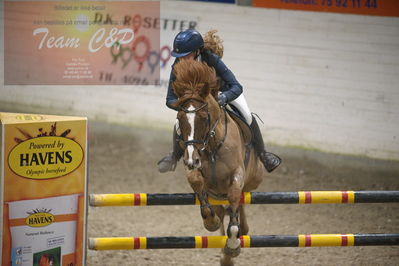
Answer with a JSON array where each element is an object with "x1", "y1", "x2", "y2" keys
[
  {"x1": 253, "y1": 0, "x2": 399, "y2": 17},
  {"x1": 4, "y1": 1, "x2": 160, "y2": 85},
  {"x1": 192, "y1": 0, "x2": 235, "y2": 3}
]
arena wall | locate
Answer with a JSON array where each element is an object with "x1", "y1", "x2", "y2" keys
[{"x1": 1, "y1": 1, "x2": 398, "y2": 161}]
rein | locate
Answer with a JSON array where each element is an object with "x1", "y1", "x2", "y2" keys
[{"x1": 204, "y1": 107, "x2": 228, "y2": 188}]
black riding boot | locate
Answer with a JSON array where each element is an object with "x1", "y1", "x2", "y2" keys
[
  {"x1": 157, "y1": 127, "x2": 184, "y2": 173},
  {"x1": 250, "y1": 116, "x2": 281, "y2": 173}
]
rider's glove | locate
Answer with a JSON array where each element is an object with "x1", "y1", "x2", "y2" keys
[{"x1": 217, "y1": 93, "x2": 228, "y2": 107}]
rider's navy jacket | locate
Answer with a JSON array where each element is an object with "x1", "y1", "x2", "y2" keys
[{"x1": 166, "y1": 49, "x2": 243, "y2": 110}]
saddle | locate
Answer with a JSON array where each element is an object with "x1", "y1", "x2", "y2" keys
[
  {"x1": 225, "y1": 105, "x2": 253, "y2": 169},
  {"x1": 225, "y1": 104, "x2": 252, "y2": 145}
]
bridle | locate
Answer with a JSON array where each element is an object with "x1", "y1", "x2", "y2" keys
[
  {"x1": 178, "y1": 98, "x2": 224, "y2": 152},
  {"x1": 178, "y1": 98, "x2": 228, "y2": 187}
]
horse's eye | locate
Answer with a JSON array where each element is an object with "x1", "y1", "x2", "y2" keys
[{"x1": 197, "y1": 112, "x2": 208, "y2": 120}]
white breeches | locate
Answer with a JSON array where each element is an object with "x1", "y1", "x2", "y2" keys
[{"x1": 230, "y1": 94, "x2": 253, "y2": 125}]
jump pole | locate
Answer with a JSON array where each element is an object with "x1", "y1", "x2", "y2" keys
[
  {"x1": 89, "y1": 234, "x2": 399, "y2": 250},
  {"x1": 89, "y1": 191, "x2": 399, "y2": 207}
]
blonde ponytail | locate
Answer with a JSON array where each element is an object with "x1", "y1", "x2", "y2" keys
[{"x1": 203, "y1": 30, "x2": 224, "y2": 58}]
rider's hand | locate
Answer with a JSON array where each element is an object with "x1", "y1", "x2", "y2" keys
[{"x1": 217, "y1": 93, "x2": 228, "y2": 107}]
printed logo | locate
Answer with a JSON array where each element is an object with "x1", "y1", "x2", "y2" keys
[
  {"x1": 25, "y1": 211, "x2": 55, "y2": 227},
  {"x1": 9, "y1": 136, "x2": 84, "y2": 179}
]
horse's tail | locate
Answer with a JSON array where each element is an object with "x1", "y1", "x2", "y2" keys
[{"x1": 203, "y1": 29, "x2": 224, "y2": 58}]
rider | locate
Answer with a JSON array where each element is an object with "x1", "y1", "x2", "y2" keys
[{"x1": 157, "y1": 29, "x2": 281, "y2": 173}]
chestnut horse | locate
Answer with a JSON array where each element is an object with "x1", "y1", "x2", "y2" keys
[{"x1": 172, "y1": 60, "x2": 266, "y2": 266}]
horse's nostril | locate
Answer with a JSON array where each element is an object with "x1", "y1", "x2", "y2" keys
[{"x1": 195, "y1": 159, "x2": 200, "y2": 165}]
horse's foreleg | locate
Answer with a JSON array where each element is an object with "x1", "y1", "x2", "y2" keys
[
  {"x1": 186, "y1": 170, "x2": 221, "y2": 232},
  {"x1": 224, "y1": 168, "x2": 244, "y2": 258}
]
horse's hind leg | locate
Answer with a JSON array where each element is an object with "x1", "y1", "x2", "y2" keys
[
  {"x1": 220, "y1": 206, "x2": 249, "y2": 266},
  {"x1": 239, "y1": 205, "x2": 249, "y2": 235},
  {"x1": 187, "y1": 170, "x2": 221, "y2": 231},
  {"x1": 224, "y1": 168, "x2": 244, "y2": 258},
  {"x1": 214, "y1": 205, "x2": 225, "y2": 228},
  {"x1": 217, "y1": 206, "x2": 235, "y2": 266},
  {"x1": 220, "y1": 249, "x2": 234, "y2": 266}
]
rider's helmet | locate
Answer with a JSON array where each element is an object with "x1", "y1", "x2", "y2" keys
[{"x1": 171, "y1": 29, "x2": 204, "y2": 58}]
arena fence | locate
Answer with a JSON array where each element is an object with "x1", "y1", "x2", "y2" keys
[
  {"x1": 89, "y1": 234, "x2": 399, "y2": 250},
  {"x1": 88, "y1": 190, "x2": 399, "y2": 251},
  {"x1": 89, "y1": 191, "x2": 399, "y2": 207}
]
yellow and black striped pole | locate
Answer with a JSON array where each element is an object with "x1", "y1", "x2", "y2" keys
[
  {"x1": 89, "y1": 234, "x2": 399, "y2": 250},
  {"x1": 89, "y1": 191, "x2": 399, "y2": 207}
]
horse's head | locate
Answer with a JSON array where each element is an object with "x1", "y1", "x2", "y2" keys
[{"x1": 173, "y1": 60, "x2": 219, "y2": 170}]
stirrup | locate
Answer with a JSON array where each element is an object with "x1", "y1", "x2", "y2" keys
[
  {"x1": 259, "y1": 152, "x2": 281, "y2": 173},
  {"x1": 157, "y1": 153, "x2": 178, "y2": 173}
]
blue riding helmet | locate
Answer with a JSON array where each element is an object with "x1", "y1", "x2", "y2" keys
[{"x1": 171, "y1": 29, "x2": 204, "y2": 58}]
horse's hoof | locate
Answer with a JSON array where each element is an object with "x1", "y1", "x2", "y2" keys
[
  {"x1": 223, "y1": 245, "x2": 241, "y2": 258},
  {"x1": 220, "y1": 256, "x2": 234, "y2": 266},
  {"x1": 204, "y1": 215, "x2": 221, "y2": 232}
]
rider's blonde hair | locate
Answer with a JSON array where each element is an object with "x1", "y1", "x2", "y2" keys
[{"x1": 203, "y1": 30, "x2": 224, "y2": 58}]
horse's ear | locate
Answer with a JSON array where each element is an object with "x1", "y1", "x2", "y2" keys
[{"x1": 199, "y1": 82, "x2": 210, "y2": 98}]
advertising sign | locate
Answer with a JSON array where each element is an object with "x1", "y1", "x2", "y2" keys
[{"x1": 1, "y1": 113, "x2": 88, "y2": 266}]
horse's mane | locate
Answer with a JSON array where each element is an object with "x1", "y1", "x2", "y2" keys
[{"x1": 173, "y1": 60, "x2": 219, "y2": 102}]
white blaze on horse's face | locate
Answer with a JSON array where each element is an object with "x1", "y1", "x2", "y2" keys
[
  {"x1": 186, "y1": 105, "x2": 196, "y2": 167},
  {"x1": 182, "y1": 104, "x2": 202, "y2": 170}
]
